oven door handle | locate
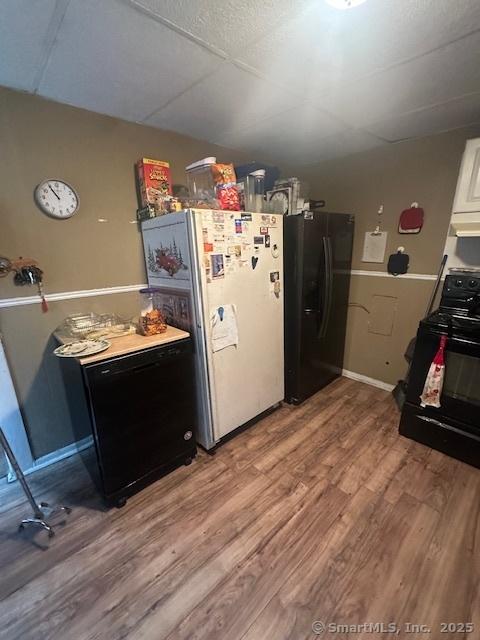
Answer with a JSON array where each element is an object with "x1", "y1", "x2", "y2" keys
[
  {"x1": 418, "y1": 415, "x2": 451, "y2": 428},
  {"x1": 422, "y1": 328, "x2": 477, "y2": 346},
  {"x1": 418, "y1": 415, "x2": 480, "y2": 441}
]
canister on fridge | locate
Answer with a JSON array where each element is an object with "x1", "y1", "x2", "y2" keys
[
  {"x1": 250, "y1": 169, "x2": 265, "y2": 213},
  {"x1": 138, "y1": 288, "x2": 167, "y2": 336}
]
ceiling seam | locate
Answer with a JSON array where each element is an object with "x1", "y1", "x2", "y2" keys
[
  {"x1": 140, "y1": 61, "x2": 229, "y2": 123},
  {"x1": 231, "y1": 59, "x2": 301, "y2": 97},
  {"x1": 122, "y1": 0, "x2": 308, "y2": 67},
  {"x1": 22, "y1": 0, "x2": 480, "y2": 164},
  {"x1": 32, "y1": 0, "x2": 72, "y2": 94},
  {"x1": 234, "y1": 26, "x2": 480, "y2": 111},
  {"x1": 387, "y1": 120, "x2": 480, "y2": 145},
  {"x1": 225, "y1": 122, "x2": 389, "y2": 160},
  {"x1": 390, "y1": 26, "x2": 480, "y2": 72},
  {"x1": 361, "y1": 91, "x2": 480, "y2": 142},
  {"x1": 366, "y1": 89, "x2": 480, "y2": 127},
  {"x1": 354, "y1": 128, "x2": 390, "y2": 144},
  {"x1": 229, "y1": 59, "x2": 359, "y2": 134},
  {"x1": 334, "y1": 26, "x2": 480, "y2": 91},
  {"x1": 120, "y1": 0, "x2": 229, "y2": 61},
  {"x1": 121, "y1": 0, "x2": 319, "y2": 102},
  {"x1": 233, "y1": 26, "x2": 480, "y2": 134},
  {"x1": 143, "y1": 55, "x2": 338, "y2": 128},
  {"x1": 120, "y1": 0, "x2": 480, "y2": 140},
  {"x1": 120, "y1": 0, "x2": 235, "y2": 123}
]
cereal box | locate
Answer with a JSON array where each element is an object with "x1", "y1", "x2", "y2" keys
[{"x1": 136, "y1": 158, "x2": 172, "y2": 210}]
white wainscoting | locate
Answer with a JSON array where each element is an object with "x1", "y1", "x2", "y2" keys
[
  {"x1": 0, "y1": 269, "x2": 441, "y2": 312},
  {"x1": 350, "y1": 270, "x2": 437, "y2": 281},
  {"x1": 0, "y1": 270, "x2": 440, "y2": 311}
]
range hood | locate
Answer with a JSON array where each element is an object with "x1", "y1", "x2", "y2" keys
[{"x1": 450, "y1": 212, "x2": 480, "y2": 237}]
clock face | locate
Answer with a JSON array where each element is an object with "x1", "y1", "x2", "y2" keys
[{"x1": 34, "y1": 180, "x2": 79, "y2": 219}]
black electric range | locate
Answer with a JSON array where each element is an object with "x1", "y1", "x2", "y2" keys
[{"x1": 399, "y1": 270, "x2": 480, "y2": 468}]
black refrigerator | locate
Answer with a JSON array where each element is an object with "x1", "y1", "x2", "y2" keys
[{"x1": 284, "y1": 211, "x2": 354, "y2": 404}]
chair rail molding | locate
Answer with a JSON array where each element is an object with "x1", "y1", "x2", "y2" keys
[{"x1": 0, "y1": 283, "x2": 148, "y2": 309}]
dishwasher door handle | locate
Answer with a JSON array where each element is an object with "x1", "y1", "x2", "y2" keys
[
  {"x1": 99, "y1": 360, "x2": 161, "y2": 378},
  {"x1": 90, "y1": 341, "x2": 191, "y2": 380}
]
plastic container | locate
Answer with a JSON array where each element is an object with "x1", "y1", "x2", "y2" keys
[
  {"x1": 235, "y1": 162, "x2": 280, "y2": 192},
  {"x1": 185, "y1": 157, "x2": 216, "y2": 203},
  {"x1": 251, "y1": 169, "x2": 265, "y2": 213},
  {"x1": 57, "y1": 313, "x2": 134, "y2": 340},
  {"x1": 238, "y1": 170, "x2": 265, "y2": 212},
  {"x1": 238, "y1": 175, "x2": 253, "y2": 211},
  {"x1": 138, "y1": 288, "x2": 167, "y2": 336}
]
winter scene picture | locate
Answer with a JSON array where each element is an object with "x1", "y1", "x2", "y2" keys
[{"x1": 146, "y1": 233, "x2": 190, "y2": 280}]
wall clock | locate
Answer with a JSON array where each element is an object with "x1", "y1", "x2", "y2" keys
[{"x1": 34, "y1": 179, "x2": 79, "y2": 219}]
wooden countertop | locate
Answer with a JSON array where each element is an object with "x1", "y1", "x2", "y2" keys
[{"x1": 57, "y1": 326, "x2": 190, "y2": 365}]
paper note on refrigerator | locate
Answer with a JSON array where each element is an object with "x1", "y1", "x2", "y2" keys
[{"x1": 210, "y1": 304, "x2": 238, "y2": 352}]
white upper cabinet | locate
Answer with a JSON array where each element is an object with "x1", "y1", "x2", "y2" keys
[{"x1": 453, "y1": 138, "x2": 480, "y2": 213}]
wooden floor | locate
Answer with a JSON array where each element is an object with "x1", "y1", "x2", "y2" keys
[{"x1": 0, "y1": 378, "x2": 478, "y2": 640}]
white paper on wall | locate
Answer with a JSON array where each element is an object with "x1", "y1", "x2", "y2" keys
[
  {"x1": 362, "y1": 231, "x2": 388, "y2": 263},
  {"x1": 210, "y1": 304, "x2": 238, "y2": 352}
]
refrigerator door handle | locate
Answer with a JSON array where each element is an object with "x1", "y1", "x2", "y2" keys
[
  {"x1": 309, "y1": 236, "x2": 325, "y2": 324},
  {"x1": 318, "y1": 237, "x2": 333, "y2": 338}
]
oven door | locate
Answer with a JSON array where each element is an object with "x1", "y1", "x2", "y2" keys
[{"x1": 407, "y1": 324, "x2": 480, "y2": 432}]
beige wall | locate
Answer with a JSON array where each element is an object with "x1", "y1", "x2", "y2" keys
[
  {"x1": 2, "y1": 85, "x2": 479, "y2": 458},
  {"x1": 0, "y1": 88, "x2": 254, "y2": 458},
  {"x1": 0, "y1": 87, "x2": 252, "y2": 298},
  {"x1": 297, "y1": 125, "x2": 480, "y2": 386}
]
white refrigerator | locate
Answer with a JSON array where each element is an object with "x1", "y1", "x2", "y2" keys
[{"x1": 141, "y1": 209, "x2": 284, "y2": 449}]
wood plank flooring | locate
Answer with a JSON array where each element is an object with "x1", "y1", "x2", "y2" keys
[{"x1": 0, "y1": 378, "x2": 478, "y2": 640}]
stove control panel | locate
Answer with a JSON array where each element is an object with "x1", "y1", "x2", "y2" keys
[
  {"x1": 442, "y1": 273, "x2": 480, "y2": 309},
  {"x1": 451, "y1": 277, "x2": 478, "y2": 288}
]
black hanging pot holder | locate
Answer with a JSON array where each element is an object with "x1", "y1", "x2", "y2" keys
[{"x1": 387, "y1": 251, "x2": 409, "y2": 276}]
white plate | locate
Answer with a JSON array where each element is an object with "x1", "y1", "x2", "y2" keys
[{"x1": 54, "y1": 339, "x2": 110, "y2": 358}]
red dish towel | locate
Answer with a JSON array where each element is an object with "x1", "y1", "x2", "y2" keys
[
  {"x1": 399, "y1": 206, "x2": 424, "y2": 233},
  {"x1": 420, "y1": 334, "x2": 447, "y2": 408}
]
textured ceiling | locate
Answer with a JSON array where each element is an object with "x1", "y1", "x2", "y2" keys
[{"x1": 1, "y1": 0, "x2": 480, "y2": 165}]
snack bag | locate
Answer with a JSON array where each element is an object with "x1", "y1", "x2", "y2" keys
[
  {"x1": 216, "y1": 184, "x2": 240, "y2": 211},
  {"x1": 212, "y1": 163, "x2": 237, "y2": 185},
  {"x1": 212, "y1": 163, "x2": 239, "y2": 210}
]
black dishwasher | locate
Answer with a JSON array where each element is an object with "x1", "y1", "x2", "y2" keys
[{"x1": 82, "y1": 338, "x2": 196, "y2": 507}]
